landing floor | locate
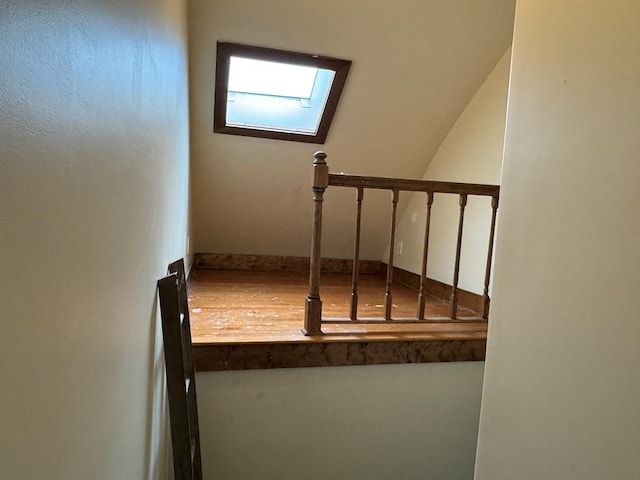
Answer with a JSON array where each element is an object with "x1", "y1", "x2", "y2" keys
[{"x1": 188, "y1": 269, "x2": 487, "y2": 370}]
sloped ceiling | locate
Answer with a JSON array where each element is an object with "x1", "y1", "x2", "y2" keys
[{"x1": 189, "y1": 0, "x2": 515, "y2": 259}]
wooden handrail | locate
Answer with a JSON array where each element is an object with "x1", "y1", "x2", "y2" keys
[
  {"x1": 304, "y1": 151, "x2": 500, "y2": 335},
  {"x1": 328, "y1": 173, "x2": 499, "y2": 197}
]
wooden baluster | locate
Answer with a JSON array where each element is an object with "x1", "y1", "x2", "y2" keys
[
  {"x1": 482, "y1": 195, "x2": 499, "y2": 319},
  {"x1": 450, "y1": 194, "x2": 467, "y2": 319},
  {"x1": 384, "y1": 189, "x2": 400, "y2": 321},
  {"x1": 303, "y1": 151, "x2": 329, "y2": 336},
  {"x1": 417, "y1": 192, "x2": 434, "y2": 319},
  {"x1": 350, "y1": 187, "x2": 364, "y2": 321}
]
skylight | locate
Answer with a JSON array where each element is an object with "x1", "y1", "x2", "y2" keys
[
  {"x1": 228, "y1": 57, "x2": 317, "y2": 98},
  {"x1": 214, "y1": 43, "x2": 351, "y2": 144}
]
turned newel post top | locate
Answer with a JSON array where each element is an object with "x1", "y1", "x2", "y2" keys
[
  {"x1": 313, "y1": 151, "x2": 327, "y2": 165},
  {"x1": 312, "y1": 151, "x2": 329, "y2": 189}
]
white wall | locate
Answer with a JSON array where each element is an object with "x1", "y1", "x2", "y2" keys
[
  {"x1": 197, "y1": 362, "x2": 484, "y2": 480},
  {"x1": 390, "y1": 50, "x2": 510, "y2": 293},
  {"x1": 0, "y1": 1, "x2": 190, "y2": 478},
  {"x1": 188, "y1": 0, "x2": 515, "y2": 260},
  {"x1": 475, "y1": 1, "x2": 640, "y2": 478}
]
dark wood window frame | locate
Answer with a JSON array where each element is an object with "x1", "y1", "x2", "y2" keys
[{"x1": 213, "y1": 42, "x2": 352, "y2": 144}]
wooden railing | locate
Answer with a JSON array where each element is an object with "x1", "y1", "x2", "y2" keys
[{"x1": 303, "y1": 151, "x2": 500, "y2": 336}]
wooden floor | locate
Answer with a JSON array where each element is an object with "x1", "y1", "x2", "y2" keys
[
  {"x1": 188, "y1": 269, "x2": 486, "y2": 344},
  {"x1": 188, "y1": 268, "x2": 488, "y2": 370}
]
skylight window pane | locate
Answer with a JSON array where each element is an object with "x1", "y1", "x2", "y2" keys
[
  {"x1": 225, "y1": 68, "x2": 335, "y2": 135},
  {"x1": 229, "y1": 57, "x2": 317, "y2": 99},
  {"x1": 214, "y1": 42, "x2": 352, "y2": 144}
]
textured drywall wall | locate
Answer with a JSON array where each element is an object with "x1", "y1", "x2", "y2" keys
[
  {"x1": 474, "y1": 1, "x2": 640, "y2": 478},
  {"x1": 188, "y1": 0, "x2": 515, "y2": 260},
  {"x1": 390, "y1": 49, "x2": 511, "y2": 294},
  {"x1": 197, "y1": 362, "x2": 484, "y2": 480},
  {"x1": 0, "y1": 1, "x2": 189, "y2": 478}
]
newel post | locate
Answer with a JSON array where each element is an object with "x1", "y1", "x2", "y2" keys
[{"x1": 303, "y1": 151, "x2": 329, "y2": 335}]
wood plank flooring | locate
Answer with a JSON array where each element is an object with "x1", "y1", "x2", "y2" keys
[{"x1": 188, "y1": 269, "x2": 486, "y2": 343}]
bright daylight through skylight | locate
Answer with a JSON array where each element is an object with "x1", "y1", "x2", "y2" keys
[
  {"x1": 225, "y1": 56, "x2": 335, "y2": 136},
  {"x1": 228, "y1": 57, "x2": 317, "y2": 99}
]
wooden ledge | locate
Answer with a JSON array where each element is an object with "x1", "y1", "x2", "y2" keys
[{"x1": 194, "y1": 336, "x2": 486, "y2": 371}]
